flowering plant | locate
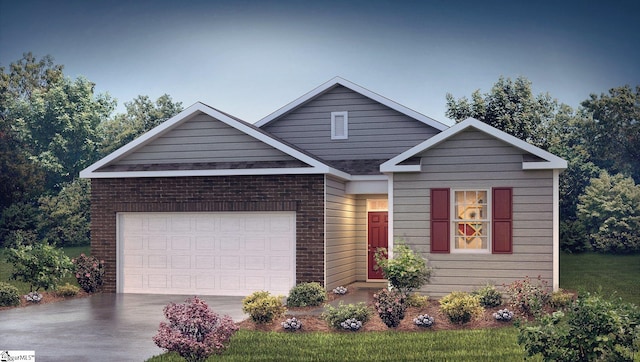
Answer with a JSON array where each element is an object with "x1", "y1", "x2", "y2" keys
[
  {"x1": 153, "y1": 296, "x2": 238, "y2": 362},
  {"x1": 493, "y1": 308, "x2": 514, "y2": 322},
  {"x1": 504, "y1": 276, "x2": 551, "y2": 317},
  {"x1": 373, "y1": 288, "x2": 407, "y2": 328},
  {"x1": 25, "y1": 291, "x2": 43, "y2": 303},
  {"x1": 413, "y1": 314, "x2": 435, "y2": 328},
  {"x1": 332, "y1": 286, "x2": 348, "y2": 295},
  {"x1": 340, "y1": 318, "x2": 363, "y2": 331},
  {"x1": 72, "y1": 253, "x2": 105, "y2": 293},
  {"x1": 281, "y1": 317, "x2": 302, "y2": 331}
]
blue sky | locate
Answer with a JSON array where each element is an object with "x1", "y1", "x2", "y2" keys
[{"x1": 1, "y1": 0, "x2": 638, "y2": 125}]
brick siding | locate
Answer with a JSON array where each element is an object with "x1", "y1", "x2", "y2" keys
[{"x1": 90, "y1": 175, "x2": 325, "y2": 293}]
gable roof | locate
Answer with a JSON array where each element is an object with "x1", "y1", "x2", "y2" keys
[
  {"x1": 254, "y1": 77, "x2": 449, "y2": 131},
  {"x1": 380, "y1": 117, "x2": 568, "y2": 172},
  {"x1": 80, "y1": 102, "x2": 350, "y2": 179}
]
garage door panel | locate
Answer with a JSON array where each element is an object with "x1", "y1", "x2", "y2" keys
[{"x1": 119, "y1": 212, "x2": 296, "y2": 296}]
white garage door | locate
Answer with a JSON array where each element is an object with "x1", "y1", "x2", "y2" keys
[{"x1": 118, "y1": 212, "x2": 296, "y2": 296}]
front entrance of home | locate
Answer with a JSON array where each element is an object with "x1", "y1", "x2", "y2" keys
[{"x1": 367, "y1": 199, "x2": 388, "y2": 280}]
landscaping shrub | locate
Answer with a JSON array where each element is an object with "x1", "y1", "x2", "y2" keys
[
  {"x1": 340, "y1": 318, "x2": 363, "y2": 331},
  {"x1": 493, "y1": 309, "x2": 514, "y2": 322},
  {"x1": 504, "y1": 276, "x2": 551, "y2": 317},
  {"x1": 24, "y1": 291, "x2": 42, "y2": 303},
  {"x1": 406, "y1": 293, "x2": 429, "y2": 308},
  {"x1": 0, "y1": 281, "x2": 21, "y2": 307},
  {"x1": 517, "y1": 294, "x2": 640, "y2": 361},
  {"x1": 242, "y1": 291, "x2": 286, "y2": 324},
  {"x1": 374, "y1": 240, "x2": 432, "y2": 294},
  {"x1": 373, "y1": 289, "x2": 407, "y2": 328},
  {"x1": 413, "y1": 314, "x2": 434, "y2": 328},
  {"x1": 72, "y1": 253, "x2": 105, "y2": 293},
  {"x1": 7, "y1": 242, "x2": 73, "y2": 291},
  {"x1": 55, "y1": 282, "x2": 80, "y2": 297},
  {"x1": 549, "y1": 289, "x2": 573, "y2": 309},
  {"x1": 439, "y1": 292, "x2": 484, "y2": 325},
  {"x1": 281, "y1": 317, "x2": 302, "y2": 332},
  {"x1": 153, "y1": 296, "x2": 238, "y2": 362},
  {"x1": 322, "y1": 302, "x2": 371, "y2": 329},
  {"x1": 332, "y1": 286, "x2": 347, "y2": 295},
  {"x1": 472, "y1": 284, "x2": 502, "y2": 308},
  {"x1": 286, "y1": 282, "x2": 326, "y2": 307}
]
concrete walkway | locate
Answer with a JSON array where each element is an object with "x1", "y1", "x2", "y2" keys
[{"x1": 0, "y1": 293, "x2": 245, "y2": 362}]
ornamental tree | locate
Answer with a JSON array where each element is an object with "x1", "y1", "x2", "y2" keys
[
  {"x1": 7, "y1": 242, "x2": 73, "y2": 291},
  {"x1": 374, "y1": 240, "x2": 432, "y2": 294}
]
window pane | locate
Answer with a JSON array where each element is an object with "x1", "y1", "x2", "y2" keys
[{"x1": 453, "y1": 189, "x2": 489, "y2": 250}]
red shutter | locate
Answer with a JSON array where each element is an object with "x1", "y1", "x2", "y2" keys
[
  {"x1": 492, "y1": 187, "x2": 513, "y2": 254},
  {"x1": 430, "y1": 188, "x2": 450, "y2": 253}
]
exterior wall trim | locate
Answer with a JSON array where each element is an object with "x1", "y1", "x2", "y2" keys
[{"x1": 553, "y1": 169, "x2": 560, "y2": 291}]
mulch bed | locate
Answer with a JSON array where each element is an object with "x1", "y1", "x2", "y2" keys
[
  {"x1": 0, "y1": 290, "x2": 91, "y2": 311},
  {"x1": 237, "y1": 298, "x2": 512, "y2": 333}
]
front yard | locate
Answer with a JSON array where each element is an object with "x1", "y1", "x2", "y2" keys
[{"x1": 146, "y1": 252, "x2": 640, "y2": 362}]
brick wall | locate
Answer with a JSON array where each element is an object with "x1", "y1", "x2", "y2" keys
[{"x1": 90, "y1": 174, "x2": 325, "y2": 293}]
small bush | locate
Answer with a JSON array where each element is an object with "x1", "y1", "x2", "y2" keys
[
  {"x1": 0, "y1": 282, "x2": 21, "y2": 307},
  {"x1": 153, "y1": 296, "x2": 238, "y2": 362},
  {"x1": 286, "y1": 282, "x2": 326, "y2": 307},
  {"x1": 374, "y1": 240, "x2": 432, "y2": 294},
  {"x1": 281, "y1": 317, "x2": 302, "y2": 332},
  {"x1": 439, "y1": 292, "x2": 484, "y2": 325},
  {"x1": 242, "y1": 291, "x2": 286, "y2": 324},
  {"x1": 24, "y1": 291, "x2": 42, "y2": 303},
  {"x1": 56, "y1": 283, "x2": 80, "y2": 297},
  {"x1": 473, "y1": 284, "x2": 502, "y2": 308},
  {"x1": 7, "y1": 242, "x2": 73, "y2": 291},
  {"x1": 340, "y1": 318, "x2": 363, "y2": 331},
  {"x1": 493, "y1": 309, "x2": 514, "y2": 322},
  {"x1": 549, "y1": 289, "x2": 574, "y2": 310},
  {"x1": 322, "y1": 302, "x2": 371, "y2": 329},
  {"x1": 406, "y1": 293, "x2": 429, "y2": 308},
  {"x1": 72, "y1": 253, "x2": 105, "y2": 293},
  {"x1": 332, "y1": 286, "x2": 347, "y2": 295},
  {"x1": 504, "y1": 276, "x2": 551, "y2": 317},
  {"x1": 373, "y1": 289, "x2": 407, "y2": 328},
  {"x1": 518, "y1": 294, "x2": 640, "y2": 361},
  {"x1": 413, "y1": 314, "x2": 435, "y2": 328}
]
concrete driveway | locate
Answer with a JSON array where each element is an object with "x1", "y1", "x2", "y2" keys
[{"x1": 1, "y1": 293, "x2": 246, "y2": 362}]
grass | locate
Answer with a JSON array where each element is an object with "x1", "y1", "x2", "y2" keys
[
  {"x1": 0, "y1": 244, "x2": 90, "y2": 294},
  {"x1": 147, "y1": 328, "x2": 539, "y2": 362},
  {"x1": 560, "y1": 252, "x2": 640, "y2": 305}
]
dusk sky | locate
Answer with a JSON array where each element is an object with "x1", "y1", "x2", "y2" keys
[{"x1": 1, "y1": 0, "x2": 638, "y2": 125}]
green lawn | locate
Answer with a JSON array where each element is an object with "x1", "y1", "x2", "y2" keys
[
  {"x1": 147, "y1": 328, "x2": 540, "y2": 362},
  {"x1": 0, "y1": 244, "x2": 90, "y2": 294},
  {"x1": 560, "y1": 252, "x2": 640, "y2": 305}
]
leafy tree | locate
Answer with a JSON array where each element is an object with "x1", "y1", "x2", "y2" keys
[
  {"x1": 38, "y1": 178, "x2": 90, "y2": 246},
  {"x1": 577, "y1": 171, "x2": 640, "y2": 253},
  {"x1": 7, "y1": 242, "x2": 73, "y2": 291},
  {"x1": 445, "y1": 76, "x2": 559, "y2": 147},
  {"x1": 12, "y1": 76, "x2": 115, "y2": 189},
  {"x1": 581, "y1": 85, "x2": 640, "y2": 182},
  {"x1": 99, "y1": 94, "x2": 182, "y2": 156},
  {"x1": 0, "y1": 202, "x2": 40, "y2": 248}
]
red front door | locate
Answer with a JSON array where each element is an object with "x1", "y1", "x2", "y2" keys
[{"x1": 368, "y1": 212, "x2": 388, "y2": 279}]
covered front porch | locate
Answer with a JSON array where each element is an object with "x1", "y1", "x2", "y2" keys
[{"x1": 325, "y1": 175, "x2": 391, "y2": 290}]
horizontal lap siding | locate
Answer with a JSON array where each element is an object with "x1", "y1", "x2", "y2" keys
[
  {"x1": 325, "y1": 177, "x2": 358, "y2": 289},
  {"x1": 262, "y1": 86, "x2": 438, "y2": 161},
  {"x1": 394, "y1": 129, "x2": 554, "y2": 297},
  {"x1": 114, "y1": 113, "x2": 296, "y2": 165}
]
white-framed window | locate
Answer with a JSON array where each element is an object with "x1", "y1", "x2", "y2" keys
[
  {"x1": 451, "y1": 189, "x2": 490, "y2": 253},
  {"x1": 331, "y1": 111, "x2": 348, "y2": 140}
]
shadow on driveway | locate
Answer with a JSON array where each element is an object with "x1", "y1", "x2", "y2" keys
[{"x1": 1, "y1": 293, "x2": 246, "y2": 362}]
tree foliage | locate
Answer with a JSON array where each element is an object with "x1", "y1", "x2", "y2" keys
[
  {"x1": 38, "y1": 178, "x2": 91, "y2": 246},
  {"x1": 99, "y1": 94, "x2": 182, "y2": 155},
  {"x1": 374, "y1": 241, "x2": 432, "y2": 294},
  {"x1": 580, "y1": 85, "x2": 640, "y2": 182},
  {"x1": 577, "y1": 171, "x2": 640, "y2": 253},
  {"x1": 445, "y1": 76, "x2": 558, "y2": 147}
]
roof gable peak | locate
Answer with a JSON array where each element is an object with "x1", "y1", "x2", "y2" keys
[{"x1": 255, "y1": 77, "x2": 448, "y2": 131}]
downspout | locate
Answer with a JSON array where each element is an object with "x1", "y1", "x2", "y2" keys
[{"x1": 386, "y1": 173, "x2": 394, "y2": 259}]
